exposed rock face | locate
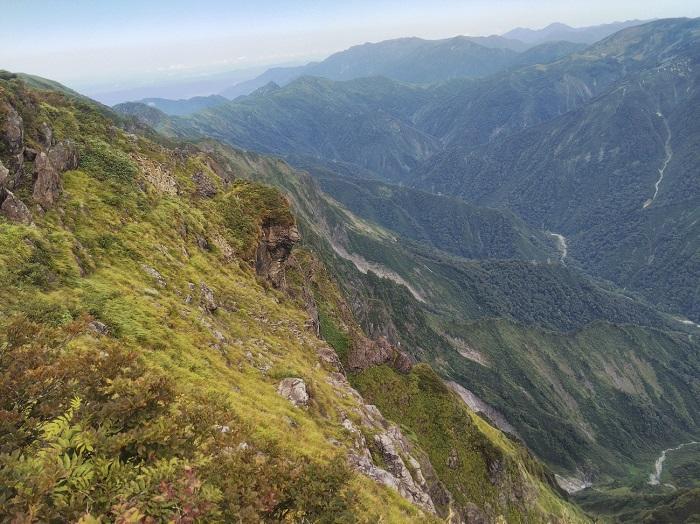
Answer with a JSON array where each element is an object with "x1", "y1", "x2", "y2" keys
[
  {"x1": 347, "y1": 335, "x2": 413, "y2": 373},
  {"x1": 47, "y1": 141, "x2": 79, "y2": 172},
  {"x1": 131, "y1": 153, "x2": 177, "y2": 195},
  {"x1": 32, "y1": 141, "x2": 79, "y2": 209},
  {"x1": 1, "y1": 103, "x2": 23, "y2": 153},
  {"x1": 0, "y1": 161, "x2": 8, "y2": 188},
  {"x1": 344, "y1": 416, "x2": 436, "y2": 514},
  {"x1": 255, "y1": 223, "x2": 300, "y2": 288},
  {"x1": 0, "y1": 190, "x2": 32, "y2": 224},
  {"x1": 373, "y1": 426, "x2": 436, "y2": 512},
  {"x1": 1, "y1": 102, "x2": 25, "y2": 183},
  {"x1": 276, "y1": 378, "x2": 309, "y2": 407},
  {"x1": 314, "y1": 343, "x2": 439, "y2": 515},
  {"x1": 32, "y1": 152, "x2": 57, "y2": 208},
  {"x1": 200, "y1": 282, "x2": 218, "y2": 312},
  {"x1": 192, "y1": 170, "x2": 218, "y2": 197},
  {"x1": 38, "y1": 122, "x2": 53, "y2": 149}
]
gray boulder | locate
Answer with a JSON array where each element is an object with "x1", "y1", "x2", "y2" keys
[
  {"x1": 277, "y1": 378, "x2": 309, "y2": 407},
  {"x1": 0, "y1": 190, "x2": 32, "y2": 224},
  {"x1": 38, "y1": 122, "x2": 53, "y2": 149},
  {"x1": 192, "y1": 170, "x2": 218, "y2": 197},
  {"x1": 1, "y1": 102, "x2": 25, "y2": 181},
  {"x1": 200, "y1": 282, "x2": 218, "y2": 312},
  {"x1": 32, "y1": 141, "x2": 79, "y2": 209},
  {"x1": 0, "y1": 161, "x2": 8, "y2": 188}
]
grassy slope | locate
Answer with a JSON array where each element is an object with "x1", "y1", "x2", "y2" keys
[{"x1": 0, "y1": 77, "x2": 430, "y2": 522}]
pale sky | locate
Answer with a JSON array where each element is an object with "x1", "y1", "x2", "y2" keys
[{"x1": 1, "y1": 0, "x2": 698, "y2": 96}]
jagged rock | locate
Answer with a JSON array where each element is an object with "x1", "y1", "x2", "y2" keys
[
  {"x1": 88, "y1": 320, "x2": 109, "y2": 335},
  {"x1": 0, "y1": 190, "x2": 32, "y2": 224},
  {"x1": 255, "y1": 223, "x2": 300, "y2": 288},
  {"x1": 23, "y1": 147, "x2": 37, "y2": 161},
  {"x1": 1, "y1": 102, "x2": 24, "y2": 181},
  {"x1": 200, "y1": 282, "x2": 217, "y2": 312},
  {"x1": 392, "y1": 350, "x2": 413, "y2": 373},
  {"x1": 47, "y1": 140, "x2": 79, "y2": 172},
  {"x1": 132, "y1": 153, "x2": 177, "y2": 195},
  {"x1": 316, "y1": 345, "x2": 343, "y2": 372},
  {"x1": 196, "y1": 234, "x2": 209, "y2": 251},
  {"x1": 192, "y1": 170, "x2": 217, "y2": 197},
  {"x1": 0, "y1": 161, "x2": 8, "y2": 188},
  {"x1": 347, "y1": 335, "x2": 413, "y2": 373},
  {"x1": 343, "y1": 416, "x2": 436, "y2": 514},
  {"x1": 277, "y1": 378, "x2": 309, "y2": 407},
  {"x1": 38, "y1": 122, "x2": 53, "y2": 148},
  {"x1": 32, "y1": 152, "x2": 58, "y2": 208},
  {"x1": 211, "y1": 233, "x2": 234, "y2": 261},
  {"x1": 141, "y1": 264, "x2": 166, "y2": 287},
  {"x1": 1, "y1": 102, "x2": 23, "y2": 155},
  {"x1": 32, "y1": 141, "x2": 79, "y2": 209}
]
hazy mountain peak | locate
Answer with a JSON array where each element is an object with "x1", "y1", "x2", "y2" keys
[{"x1": 503, "y1": 18, "x2": 650, "y2": 44}]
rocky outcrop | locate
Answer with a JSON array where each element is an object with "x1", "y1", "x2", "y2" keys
[
  {"x1": 316, "y1": 345, "x2": 439, "y2": 516},
  {"x1": 255, "y1": 223, "x2": 300, "y2": 288},
  {"x1": 32, "y1": 140, "x2": 79, "y2": 209},
  {"x1": 347, "y1": 335, "x2": 413, "y2": 373},
  {"x1": 200, "y1": 282, "x2": 218, "y2": 312},
  {"x1": 277, "y1": 378, "x2": 309, "y2": 407},
  {"x1": 38, "y1": 122, "x2": 53, "y2": 149},
  {"x1": 192, "y1": 170, "x2": 217, "y2": 197},
  {"x1": 142, "y1": 264, "x2": 167, "y2": 287},
  {"x1": 1, "y1": 102, "x2": 25, "y2": 183},
  {"x1": 0, "y1": 161, "x2": 8, "y2": 188},
  {"x1": 343, "y1": 414, "x2": 436, "y2": 514},
  {"x1": 0, "y1": 190, "x2": 32, "y2": 224},
  {"x1": 47, "y1": 140, "x2": 79, "y2": 172}
]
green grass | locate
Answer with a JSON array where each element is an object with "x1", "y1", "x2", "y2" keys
[{"x1": 0, "y1": 76, "x2": 433, "y2": 523}]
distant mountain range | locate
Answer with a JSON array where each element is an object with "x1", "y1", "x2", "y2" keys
[
  {"x1": 503, "y1": 19, "x2": 650, "y2": 44},
  {"x1": 217, "y1": 19, "x2": 648, "y2": 100},
  {"x1": 126, "y1": 19, "x2": 645, "y2": 114}
]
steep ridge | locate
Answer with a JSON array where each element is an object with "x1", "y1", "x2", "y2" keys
[
  {"x1": 0, "y1": 74, "x2": 586, "y2": 522},
  {"x1": 185, "y1": 76, "x2": 437, "y2": 182},
  {"x1": 193, "y1": 141, "x2": 700, "y2": 489}
]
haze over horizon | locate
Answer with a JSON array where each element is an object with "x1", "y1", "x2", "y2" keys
[{"x1": 2, "y1": 0, "x2": 699, "y2": 102}]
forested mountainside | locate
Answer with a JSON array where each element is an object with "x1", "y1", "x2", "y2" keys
[
  {"x1": 0, "y1": 73, "x2": 589, "y2": 522},
  {"x1": 410, "y1": 18, "x2": 700, "y2": 321},
  {"x1": 119, "y1": 18, "x2": 700, "y2": 324}
]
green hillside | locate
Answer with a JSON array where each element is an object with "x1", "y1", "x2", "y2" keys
[{"x1": 0, "y1": 72, "x2": 586, "y2": 522}]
